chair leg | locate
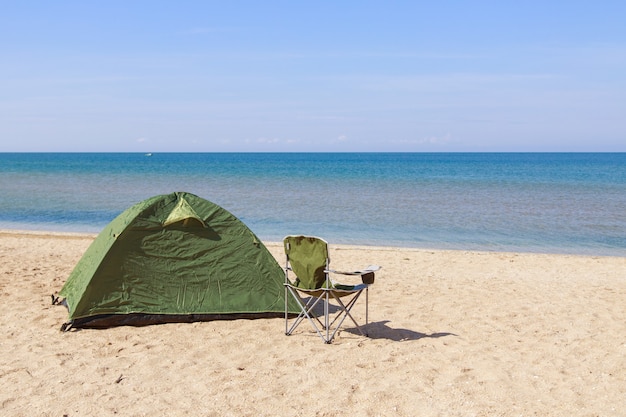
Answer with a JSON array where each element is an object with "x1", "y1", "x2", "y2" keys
[
  {"x1": 365, "y1": 287, "x2": 369, "y2": 336},
  {"x1": 325, "y1": 290, "x2": 330, "y2": 342},
  {"x1": 285, "y1": 284, "x2": 289, "y2": 335},
  {"x1": 331, "y1": 292, "x2": 366, "y2": 337},
  {"x1": 285, "y1": 286, "x2": 331, "y2": 342},
  {"x1": 285, "y1": 286, "x2": 369, "y2": 343}
]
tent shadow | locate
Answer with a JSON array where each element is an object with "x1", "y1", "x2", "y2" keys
[{"x1": 346, "y1": 320, "x2": 457, "y2": 342}]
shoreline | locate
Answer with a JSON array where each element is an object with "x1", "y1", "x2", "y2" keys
[
  {"x1": 1, "y1": 228, "x2": 624, "y2": 259},
  {"x1": 0, "y1": 229, "x2": 99, "y2": 240}
]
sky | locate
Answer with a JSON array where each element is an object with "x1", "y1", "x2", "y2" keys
[{"x1": 1, "y1": 1, "x2": 625, "y2": 152}]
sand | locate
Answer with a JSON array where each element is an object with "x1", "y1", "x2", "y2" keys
[{"x1": 0, "y1": 230, "x2": 625, "y2": 417}]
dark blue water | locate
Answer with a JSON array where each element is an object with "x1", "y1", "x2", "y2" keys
[{"x1": 1, "y1": 153, "x2": 625, "y2": 256}]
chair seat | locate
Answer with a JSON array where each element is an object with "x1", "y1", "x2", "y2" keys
[{"x1": 285, "y1": 281, "x2": 366, "y2": 298}]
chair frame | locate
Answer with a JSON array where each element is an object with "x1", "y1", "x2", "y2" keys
[{"x1": 283, "y1": 236, "x2": 375, "y2": 343}]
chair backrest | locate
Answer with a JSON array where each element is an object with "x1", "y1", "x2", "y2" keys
[{"x1": 283, "y1": 235, "x2": 329, "y2": 290}]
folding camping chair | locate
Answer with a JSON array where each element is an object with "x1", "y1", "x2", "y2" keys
[{"x1": 283, "y1": 235, "x2": 380, "y2": 343}]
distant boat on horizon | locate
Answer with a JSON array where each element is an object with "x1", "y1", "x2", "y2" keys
[{"x1": 145, "y1": 153, "x2": 153, "y2": 157}]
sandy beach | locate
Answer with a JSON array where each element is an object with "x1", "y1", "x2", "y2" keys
[{"x1": 1, "y1": 230, "x2": 625, "y2": 416}]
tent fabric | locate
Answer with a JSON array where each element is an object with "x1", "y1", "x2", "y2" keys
[{"x1": 59, "y1": 191, "x2": 298, "y2": 327}]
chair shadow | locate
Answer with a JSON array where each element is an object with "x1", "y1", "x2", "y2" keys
[
  {"x1": 302, "y1": 298, "x2": 456, "y2": 342},
  {"x1": 345, "y1": 320, "x2": 457, "y2": 342},
  {"x1": 304, "y1": 298, "x2": 343, "y2": 316}
]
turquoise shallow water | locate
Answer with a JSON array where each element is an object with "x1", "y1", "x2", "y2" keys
[{"x1": 1, "y1": 152, "x2": 625, "y2": 256}]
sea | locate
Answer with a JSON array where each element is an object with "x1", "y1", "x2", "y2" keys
[{"x1": 1, "y1": 152, "x2": 625, "y2": 256}]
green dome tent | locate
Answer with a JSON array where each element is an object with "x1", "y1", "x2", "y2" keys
[{"x1": 58, "y1": 192, "x2": 297, "y2": 329}]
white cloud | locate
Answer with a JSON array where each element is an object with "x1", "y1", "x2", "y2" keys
[
  {"x1": 256, "y1": 137, "x2": 280, "y2": 144},
  {"x1": 393, "y1": 133, "x2": 452, "y2": 146}
]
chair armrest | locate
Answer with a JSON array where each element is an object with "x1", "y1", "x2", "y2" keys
[
  {"x1": 326, "y1": 264, "x2": 381, "y2": 275},
  {"x1": 327, "y1": 265, "x2": 380, "y2": 285}
]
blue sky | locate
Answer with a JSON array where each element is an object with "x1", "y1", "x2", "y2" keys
[{"x1": 1, "y1": 1, "x2": 625, "y2": 152}]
